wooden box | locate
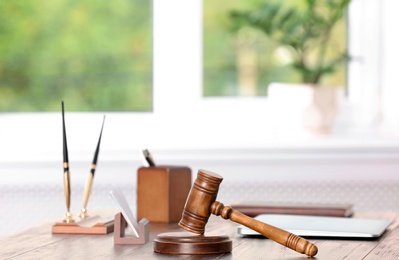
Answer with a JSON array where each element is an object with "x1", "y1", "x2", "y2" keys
[{"x1": 137, "y1": 166, "x2": 191, "y2": 223}]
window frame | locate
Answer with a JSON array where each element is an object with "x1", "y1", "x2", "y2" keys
[{"x1": 0, "y1": 0, "x2": 398, "y2": 165}]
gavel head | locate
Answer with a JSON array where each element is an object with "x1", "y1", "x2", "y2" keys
[{"x1": 178, "y1": 169, "x2": 223, "y2": 234}]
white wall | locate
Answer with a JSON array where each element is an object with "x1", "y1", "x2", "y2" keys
[
  {"x1": 1, "y1": 0, "x2": 399, "y2": 237},
  {"x1": 2, "y1": 145, "x2": 399, "y2": 236}
]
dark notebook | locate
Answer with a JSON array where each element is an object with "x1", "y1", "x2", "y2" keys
[{"x1": 230, "y1": 202, "x2": 353, "y2": 217}]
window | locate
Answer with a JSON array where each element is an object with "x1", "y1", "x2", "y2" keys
[
  {"x1": 203, "y1": 0, "x2": 348, "y2": 97},
  {"x1": 0, "y1": 0, "x2": 152, "y2": 112},
  {"x1": 0, "y1": 0, "x2": 397, "y2": 165}
]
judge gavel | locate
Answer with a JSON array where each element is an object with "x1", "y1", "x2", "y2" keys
[{"x1": 178, "y1": 169, "x2": 318, "y2": 257}]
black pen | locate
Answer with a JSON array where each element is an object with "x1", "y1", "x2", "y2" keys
[
  {"x1": 61, "y1": 101, "x2": 74, "y2": 223},
  {"x1": 142, "y1": 148, "x2": 156, "y2": 166},
  {"x1": 79, "y1": 115, "x2": 106, "y2": 218}
]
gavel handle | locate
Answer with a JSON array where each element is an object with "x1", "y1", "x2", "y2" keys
[{"x1": 210, "y1": 201, "x2": 318, "y2": 257}]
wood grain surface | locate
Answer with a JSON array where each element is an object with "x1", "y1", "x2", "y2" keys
[{"x1": 0, "y1": 213, "x2": 398, "y2": 259}]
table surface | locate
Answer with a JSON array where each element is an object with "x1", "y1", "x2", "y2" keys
[{"x1": 1, "y1": 213, "x2": 399, "y2": 260}]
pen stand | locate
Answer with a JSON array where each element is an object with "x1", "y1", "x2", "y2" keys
[
  {"x1": 137, "y1": 166, "x2": 191, "y2": 223},
  {"x1": 114, "y1": 212, "x2": 149, "y2": 245},
  {"x1": 52, "y1": 214, "x2": 115, "y2": 235}
]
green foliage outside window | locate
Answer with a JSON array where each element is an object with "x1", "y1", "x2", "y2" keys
[
  {"x1": 203, "y1": 0, "x2": 348, "y2": 96},
  {"x1": 0, "y1": 0, "x2": 152, "y2": 112}
]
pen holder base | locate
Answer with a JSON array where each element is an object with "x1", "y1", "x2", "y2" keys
[
  {"x1": 137, "y1": 166, "x2": 192, "y2": 223},
  {"x1": 52, "y1": 221, "x2": 114, "y2": 235},
  {"x1": 114, "y1": 212, "x2": 149, "y2": 245},
  {"x1": 52, "y1": 212, "x2": 115, "y2": 235}
]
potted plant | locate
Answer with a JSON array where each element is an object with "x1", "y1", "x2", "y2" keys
[{"x1": 229, "y1": 0, "x2": 351, "y2": 134}]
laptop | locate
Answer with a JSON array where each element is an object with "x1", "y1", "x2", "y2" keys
[{"x1": 237, "y1": 214, "x2": 392, "y2": 238}]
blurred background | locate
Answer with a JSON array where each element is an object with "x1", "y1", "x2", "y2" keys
[{"x1": 1, "y1": 0, "x2": 399, "y2": 236}]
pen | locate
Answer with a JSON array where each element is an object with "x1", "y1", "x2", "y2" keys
[
  {"x1": 79, "y1": 115, "x2": 106, "y2": 218},
  {"x1": 142, "y1": 148, "x2": 156, "y2": 166},
  {"x1": 61, "y1": 101, "x2": 74, "y2": 223}
]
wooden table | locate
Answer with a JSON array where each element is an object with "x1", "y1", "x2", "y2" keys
[{"x1": 1, "y1": 213, "x2": 399, "y2": 259}]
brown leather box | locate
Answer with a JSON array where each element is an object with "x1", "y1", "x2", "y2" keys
[{"x1": 137, "y1": 166, "x2": 192, "y2": 223}]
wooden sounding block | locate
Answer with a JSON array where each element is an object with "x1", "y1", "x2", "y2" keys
[
  {"x1": 137, "y1": 166, "x2": 191, "y2": 223},
  {"x1": 154, "y1": 232, "x2": 232, "y2": 255},
  {"x1": 114, "y1": 212, "x2": 149, "y2": 245}
]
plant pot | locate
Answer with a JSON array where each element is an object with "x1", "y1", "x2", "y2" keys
[{"x1": 267, "y1": 82, "x2": 342, "y2": 135}]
